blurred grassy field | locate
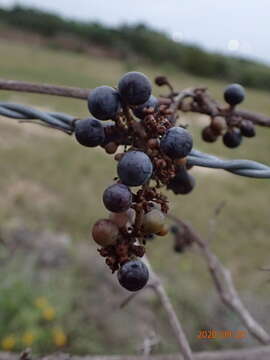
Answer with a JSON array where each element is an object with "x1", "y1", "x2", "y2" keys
[{"x1": 0, "y1": 38, "x2": 270, "y2": 355}]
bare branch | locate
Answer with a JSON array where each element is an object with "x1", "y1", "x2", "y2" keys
[
  {"x1": 0, "y1": 79, "x2": 90, "y2": 100},
  {"x1": 176, "y1": 87, "x2": 270, "y2": 127},
  {"x1": 120, "y1": 255, "x2": 193, "y2": 359},
  {"x1": 0, "y1": 79, "x2": 270, "y2": 127},
  {"x1": 19, "y1": 348, "x2": 32, "y2": 360},
  {"x1": 232, "y1": 109, "x2": 270, "y2": 127},
  {"x1": 168, "y1": 215, "x2": 270, "y2": 345},
  {"x1": 143, "y1": 256, "x2": 193, "y2": 360}
]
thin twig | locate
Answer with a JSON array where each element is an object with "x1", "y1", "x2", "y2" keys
[
  {"x1": 168, "y1": 215, "x2": 270, "y2": 345},
  {"x1": 119, "y1": 255, "x2": 193, "y2": 360},
  {"x1": 0, "y1": 79, "x2": 90, "y2": 99},
  {"x1": 171, "y1": 89, "x2": 195, "y2": 117},
  {"x1": 19, "y1": 348, "x2": 32, "y2": 360},
  {"x1": 119, "y1": 285, "x2": 152, "y2": 309},
  {"x1": 143, "y1": 256, "x2": 193, "y2": 360},
  {"x1": 259, "y1": 267, "x2": 270, "y2": 272},
  {"x1": 176, "y1": 87, "x2": 270, "y2": 127}
]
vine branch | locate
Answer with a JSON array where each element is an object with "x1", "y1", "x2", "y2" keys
[
  {"x1": 144, "y1": 256, "x2": 193, "y2": 360},
  {"x1": 0, "y1": 79, "x2": 90, "y2": 100},
  {"x1": 168, "y1": 215, "x2": 270, "y2": 345},
  {"x1": 1, "y1": 79, "x2": 270, "y2": 127}
]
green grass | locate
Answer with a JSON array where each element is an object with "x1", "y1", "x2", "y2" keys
[{"x1": 0, "y1": 38, "x2": 270, "y2": 355}]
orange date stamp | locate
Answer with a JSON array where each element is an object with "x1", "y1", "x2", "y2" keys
[{"x1": 197, "y1": 329, "x2": 247, "y2": 339}]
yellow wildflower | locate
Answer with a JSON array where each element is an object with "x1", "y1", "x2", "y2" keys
[
  {"x1": 34, "y1": 297, "x2": 48, "y2": 309},
  {"x1": 42, "y1": 306, "x2": 56, "y2": 321},
  {"x1": 22, "y1": 331, "x2": 35, "y2": 346},
  {"x1": 1, "y1": 335, "x2": 16, "y2": 351},
  {"x1": 53, "y1": 328, "x2": 67, "y2": 347}
]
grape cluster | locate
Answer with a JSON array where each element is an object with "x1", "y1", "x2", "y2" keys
[
  {"x1": 74, "y1": 72, "x2": 194, "y2": 291},
  {"x1": 201, "y1": 84, "x2": 256, "y2": 148}
]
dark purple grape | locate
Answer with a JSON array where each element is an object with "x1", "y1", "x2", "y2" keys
[
  {"x1": 88, "y1": 86, "x2": 120, "y2": 120},
  {"x1": 74, "y1": 118, "x2": 105, "y2": 147},
  {"x1": 224, "y1": 84, "x2": 245, "y2": 106},
  {"x1": 155, "y1": 76, "x2": 168, "y2": 86},
  {"x1": 132, "y1": 95, "x2": 158, "y2": 119},
  {"x1": 118, "y1": 72, "x2": 152, "y2": 105},
  {"x1": 201, "y1": 126, "x2": 218, "y2": 143},
  {"x1": 117, "y1": 259, "x2": 149, "y2": 291},
  {"x1": 223, "y1": 128, "x2": 242, "y2": 148},
  {"x1": 103, "y1": 184, "x2": 132, "y2": 213},
  {"x1": 240, "y1": 120, "x2": 256, "y2": 138},
  {"x1": 160, "y1": 127, "x2": 193, "y2": 159},
  {"x1": 117, "y1": 151, "x2": 153, "y2": 186},
  {"x1": 167, "y1": 166, "x2": 195, "y2": 195}
]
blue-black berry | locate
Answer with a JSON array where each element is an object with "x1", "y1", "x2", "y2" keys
[
  {"x1": 103, "y1": 183, "x2": 132, "y2": 213},
  {"x1": 224, "y1": 84, "x2": 245, "y2": 106},
  {"x1": 160, "y1": 127, "x2": 193, "y2": 159},
  {"x1": 132, "y1": 95, "x2": 158, "y2": 119},
  {"x1": 117, "y1": 259, "x2": 149, "y2": 291},
  {"x1": 240, "y1": 120, "x2": 256, "y2": 138},
  {"x1": 88, "y1": 86, "x2": 120, "y2": 120},
  {"x1": 118, "y1": 72, "x2": 152, "y2": 106},
  {"x1": 201, "y1": 126, "x2": 218, "y2": 143},
  {"x1": 117, "y1": 151, "x2": 153, "y2": 186},
  {"x1": 223, "y1": 128, "x2": 242, "y2": 148},
  {"x1": 167, "y1": 166, "x2": 195, "y2": 194},
  {"x1": 75, "y1": 118, "x2": 105, "y2": 147}
]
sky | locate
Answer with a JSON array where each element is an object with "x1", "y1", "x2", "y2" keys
[{"x1": 1, "y1": 0, "x2": 270, "y2": 64}]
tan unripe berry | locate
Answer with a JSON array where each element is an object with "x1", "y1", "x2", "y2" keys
[
  {"x1": 157, "y1": 224, "x2": 169, "y2": 236},
  {"x1": 142, "y1": 209, "x2": 165, "y2": 234},
  {"x1": 211, "y1": 117, "x2": 227, "y2": 134},
  {"x1": 92, "y1": 219, "x2": 119, "y2": 247}
]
